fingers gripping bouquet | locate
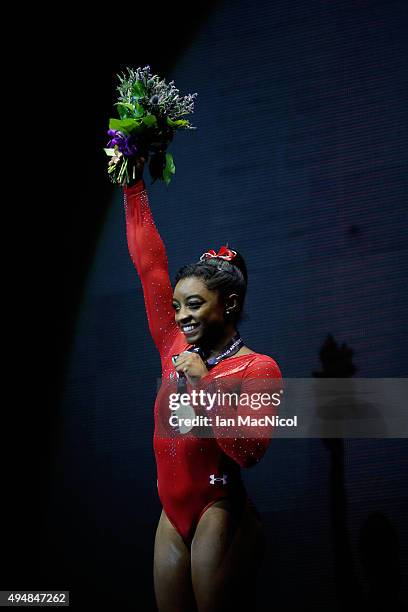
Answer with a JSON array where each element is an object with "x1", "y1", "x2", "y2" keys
[{"x1": 104, "y1": 66, "x2": 198, "y2": 186}]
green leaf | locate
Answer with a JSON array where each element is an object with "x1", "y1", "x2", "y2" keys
[
  {"x1": 116, "y1": 102, "x2": 135, "y2": 119},
  {"x1": 167, "y1": 117, "x2": 189, "y2": 128},
  {"x1": 104, "y1": 148, "x2": 116, "y2": 156},
  {"x1": 142, "y1": 114, "x2": 158, "y2": 127},
  {"x1": 133, "y1": 103, "x2": 145, "y2": 118},
  {"x1": 132, "y1": 81, "x2": 145, "y2": 98},
  {"x1": 109, "y1": 118, "x2": 141, "y2": 135},
  {"x1": 116, "y1": 101, "x2": 145, "y2": 120},
  {"x1": 163, "y1": 153, "x2": 176, "y2": 185}
]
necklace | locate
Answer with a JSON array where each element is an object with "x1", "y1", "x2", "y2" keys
[
  {"x1": 172, "y1": 332, "x2": 244, "y2": 377},
  {"x1": 171, "y1": 333, "x2": 244, "y2": 434}
]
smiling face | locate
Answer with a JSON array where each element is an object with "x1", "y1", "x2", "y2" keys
[{"x1": 172, "y1": 276, "x2": 229, "y2": 346}]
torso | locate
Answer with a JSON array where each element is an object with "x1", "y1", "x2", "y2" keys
[{"x1": 154, "y1": 333, "x2": 282, "y2": 545}]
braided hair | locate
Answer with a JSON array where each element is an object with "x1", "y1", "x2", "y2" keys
[{"x1": 174, "y1": 250, "x2": 248, "y2": 324}]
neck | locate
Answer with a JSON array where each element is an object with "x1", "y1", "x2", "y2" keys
[{"x1": 199, "y1": 325, "x2": 238, "y2": 359}]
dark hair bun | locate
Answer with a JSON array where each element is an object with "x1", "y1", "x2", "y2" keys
[
  {"x1": 201, "y1": 248, "x2": 248, "y2": 287},
  {"x1": 228, "y1": 250, "x2": 248, "y2": 285}
]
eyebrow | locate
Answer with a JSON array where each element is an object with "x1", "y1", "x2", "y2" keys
[{"x1": 172, "y1": 294, "x2": 205, "y2": 302}]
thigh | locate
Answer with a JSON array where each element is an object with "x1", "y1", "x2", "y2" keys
[
  {"x1": 191, "y1": 499, "x2": 265, "y2": 612},
  {"x1": 154, "y1": 510, "x2": 196, "y2": 612}
]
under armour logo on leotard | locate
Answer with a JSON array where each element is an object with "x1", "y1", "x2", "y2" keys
[{"x1": 209, "y1": 474, "x2": 228, "y2": 485}]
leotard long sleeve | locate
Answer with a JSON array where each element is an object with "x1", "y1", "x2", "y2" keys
[
  {"x1": 124, "y1": 180, "x2": 282, "y2": 544},
  {"x1": 123, "y1": 180, "x2": 179, "y2": 366}
]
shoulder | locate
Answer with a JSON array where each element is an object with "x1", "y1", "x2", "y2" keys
[{"x1": 243, "y1": 353, "x2": 282, "y2": 379}]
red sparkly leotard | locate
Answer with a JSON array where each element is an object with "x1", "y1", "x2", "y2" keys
[{"x1": 124, "y1": 180, "x2": 282, "y2": 545}]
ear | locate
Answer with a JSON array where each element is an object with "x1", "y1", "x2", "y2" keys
[{"x1": 224, "y1": 293, "x2": 240, "y2": 317}]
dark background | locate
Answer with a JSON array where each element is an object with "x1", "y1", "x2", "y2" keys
[{"x1": 5, "y1": 1, "x2": 407, "y2": 610}]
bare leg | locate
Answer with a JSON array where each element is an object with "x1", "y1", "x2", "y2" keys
[
  {"x1": 191, "y1": 499, "x2": 265, "y2": 612},
  {"x1": 153, "y1": 510, "x2": 197, "y2": 612}
]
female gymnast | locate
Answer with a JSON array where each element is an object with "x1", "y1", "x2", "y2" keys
[{"x1": 123, "y1": 158, "x2": 282, "y2": 612}]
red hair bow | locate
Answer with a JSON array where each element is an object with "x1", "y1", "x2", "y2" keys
[{"x1": 200, "y1": 245, "x2": 237, "y2": 261}]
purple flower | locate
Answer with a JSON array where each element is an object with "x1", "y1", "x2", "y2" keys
[
  {"x1": 107, "y1": 129, "x2": 124, "y2": 148},
  {"x1": 107, "y1": 130, "x2": 138, "y2": 156}
]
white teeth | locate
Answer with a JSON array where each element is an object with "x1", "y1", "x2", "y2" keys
[{"x1": 182, "y1": 324, "x2": 199, "y2": 332}]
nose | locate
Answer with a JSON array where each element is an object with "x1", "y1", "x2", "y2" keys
[{"x1": 175, "y1": 306, "x2": 193, "y2": 324}]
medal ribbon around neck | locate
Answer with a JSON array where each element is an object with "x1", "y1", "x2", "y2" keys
[
  {"x1": 170, "y1": 333, "x2": 244, "y2": 434},
  {"x1": 173, "y1": 332, "x2": 244, "y2": 387}
]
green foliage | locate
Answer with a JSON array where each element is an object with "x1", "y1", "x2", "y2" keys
[
  {"x1": 163, "y1": 153, "x2": 176, "y2": 185},
  {"x1": 105, "y1": 66, "x2": 197, "y2": 186},
  {"x1": 132, "y1": 81, "x2": 145, "y2": 99},
  {"x1": 167, "y1": 117, "x2": 190, "y2": 128},
  {"x1": 116, "y1": 103, "x2": 135, "y2": 119},
  {"x1": 109, "y1": 118, "x2": 141, "y2": 134},
  {"x1": 142, "y1": 114, "x2": 158, "y2": 127},
  {"x1": 133, "y1": 103, "x2": 145, "y2": 118}
]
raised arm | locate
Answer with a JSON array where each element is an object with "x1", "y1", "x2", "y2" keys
[{"x1": 123, "y1": 178, "x2": 178, "y2": 360}]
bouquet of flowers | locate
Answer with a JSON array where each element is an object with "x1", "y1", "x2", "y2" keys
[{"x1": 104, "y1": 66, "x2": 197, "y2": 186}]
